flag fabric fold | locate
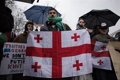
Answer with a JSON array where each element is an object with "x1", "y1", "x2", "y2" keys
[
  {"x1": 92, "y1": 41, "x2": 112, "y2": 70},
  {"x1": 23, "y1": 30, "x2": 92, "y2": 78}
]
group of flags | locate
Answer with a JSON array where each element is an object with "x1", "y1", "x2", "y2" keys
[{"x1": 23, "y1": 30, "x2": 112, "y2": 78}]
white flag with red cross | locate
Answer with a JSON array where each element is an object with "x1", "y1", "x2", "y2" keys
[
  {"x1": 92, "y1": 41, "x2": 112, "y2": 70},
  {"x1": 23, "y1": 30, "x2": 92, "y2": 78}
]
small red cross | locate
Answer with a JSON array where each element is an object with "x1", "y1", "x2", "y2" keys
[
  {"x1": 73, "y1": 60, "x2": 83, "y2": 71},
  {"x1": 34, "y1": 34, "x2": 43, "y2": 43},
  {"x1": 97, "y1": 59, "x2": 103, "y2": 65},
  {"x1": 31, "y1": 62, "x2": 41, "y2": 72},
  {"x1": 71, "y1": 33, "x2": 80, "y2": 41},
  {"x1": 101, "y1": 45, "x2": 106, "y2": 50}
]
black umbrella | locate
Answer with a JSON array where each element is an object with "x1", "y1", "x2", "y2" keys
[{"x1": 80, "y1": 9, "x2": 120, "y2": 29}]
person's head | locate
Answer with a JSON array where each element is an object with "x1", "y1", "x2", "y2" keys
[
  {"x1": 78, "y1": 17, "x2": 86, "y2": 27},
  {"x1": 24, "y1": 21, "x2": 34, "y2": 33},
  {"x1": 48, "y1": 8, "x2": 58, "y2": 18},
  {"x1": 115, "y1": 32, "x2": 120, "y2": 41},
  {"x1": 97, "y1": 22, "x2": 109, "y2": 35}
]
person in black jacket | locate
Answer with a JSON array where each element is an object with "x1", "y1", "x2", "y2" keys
[
  {"x1": 0, "y1": 0, "x2": 14, "y2": 64},
  {"x1": 0, "y1": 0, "x2": 14, "y2": 33},
  {"x1": 0, "y1": 1, "x2": 14, "y2": 80}
]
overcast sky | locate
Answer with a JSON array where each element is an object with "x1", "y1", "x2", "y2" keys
[{"x1": 16, "y1": 0, "x2": 120, "y2": 34}]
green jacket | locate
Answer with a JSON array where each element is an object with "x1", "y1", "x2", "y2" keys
[{"x1": 92, "y1": 34, "x2": 115, "y2": 43}]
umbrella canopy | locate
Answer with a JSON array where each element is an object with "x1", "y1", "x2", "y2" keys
[
  {"x1": 24, "y1": 5, "x2": 61, "y2": 24},
  {"x1": 80, "y1": 9, "x2": 120, "y2": 29}
]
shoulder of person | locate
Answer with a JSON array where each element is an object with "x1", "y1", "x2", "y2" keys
[
  {"x1": 40, "y1": 25, "x2": 49, "y2": 31},
  {"x1": 63, "y1": 23, "x2": 71, "y2": 30},
  {"x1": 14, "y1": 33, "x2": 25, "y2": 39},
  {"x1": 92, "y1": 34, "x2": 102, "y2": 40}
]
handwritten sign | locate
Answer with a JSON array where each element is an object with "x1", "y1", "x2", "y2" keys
[{"x1": 0, "y1": 42, "x2": 26, "y2": 75}]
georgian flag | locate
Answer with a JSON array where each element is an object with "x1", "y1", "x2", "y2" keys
[
  {"x1": 23, "y1": 30, "x2": 92, "y2": 78},
  {"x1": 92, "y1": 41, "x2": 112, "y2": 70}
]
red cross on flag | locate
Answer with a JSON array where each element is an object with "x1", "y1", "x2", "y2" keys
[
  {"x1": 23, "y1": 30, "x2": 92, "y2": 78},
  {"x1": 92, "y1": 41, "x2": 112, "y2": 70}
]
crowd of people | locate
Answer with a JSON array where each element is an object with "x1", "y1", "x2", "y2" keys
[{"x1": 0, "y1": 0, "x2": 120, "y2": 80}]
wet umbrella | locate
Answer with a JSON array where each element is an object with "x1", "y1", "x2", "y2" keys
[
  {"x1": 24, "y1": 5, "x2": 61, "y2": 24},
  {"x1": 80, "y1": 9, "x2": 120, "y2": 29}
]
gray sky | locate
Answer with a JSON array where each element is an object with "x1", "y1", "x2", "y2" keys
[
  {"x1": 33, "y1": 0, "x2": 120, "y2": 34},
  {"x1": 16, "y1": 0, "x2": 120, "y2": 34}
]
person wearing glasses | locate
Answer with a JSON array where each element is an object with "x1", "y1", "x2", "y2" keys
[{"x1": 40, "y1": 8, "x2": 71, "y2": 31}]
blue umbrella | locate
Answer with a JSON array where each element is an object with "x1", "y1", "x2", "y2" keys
[{"x1": 24, "y1": 5, "x2": 61, "y2": 24}]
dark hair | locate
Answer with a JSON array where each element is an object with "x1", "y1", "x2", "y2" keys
[
  {"x1": 24, "y1": 21, "x2": 33, "y2": 33},
  {"x1": 48, "y1": 7, "x2": 61, "y2": 17},
  {"x1": 78, "y1": 17, "x2": 86, "y2": 21},
  {"x1": 77, "y1": 17, "x2": 86, "y2": 27},
  {"x1": 48, "y1": 7, "x2": 57, "y2": 13}
]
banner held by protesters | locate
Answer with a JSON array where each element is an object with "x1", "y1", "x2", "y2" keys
[
  {"x1": 0, "y1": 42, "x2": 26, "y2": 75},
  {"x1": 23, "y1": 30, "x2": 92, "y2": 78}
]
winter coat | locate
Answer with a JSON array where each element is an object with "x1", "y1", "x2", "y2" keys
[
  {"x1": 13, "y1": 33, "x2": 28, "y2": 43},
  {"x1": 35, "y1": 20, "x2": 73, "y2": 80},
  {"x1": 40, "y1": 23, "x2": 71, "y2": 31},
  {"x1": 92, "y1": 34, "x2": 115, "y2": 43},
  {"x1": 92, "y1": 33, "x2": 117, "y2": 80},
  {"x1": 41, "y1": 17, "x2": 71, "y2": 31}
]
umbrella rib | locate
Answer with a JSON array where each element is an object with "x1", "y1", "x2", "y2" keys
[
  {"x1": 81, "y1": 9, "x2": 120, "y2": 28},
  {"x1": 38, "y1": 14, "x2": 42, "y2": 24},
  {"x1": 25, "y1": 6, "x2": 60, "y2": 24},
  {"x1": 39, "y1": 6, "x2": 49, "y2": 23}
]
